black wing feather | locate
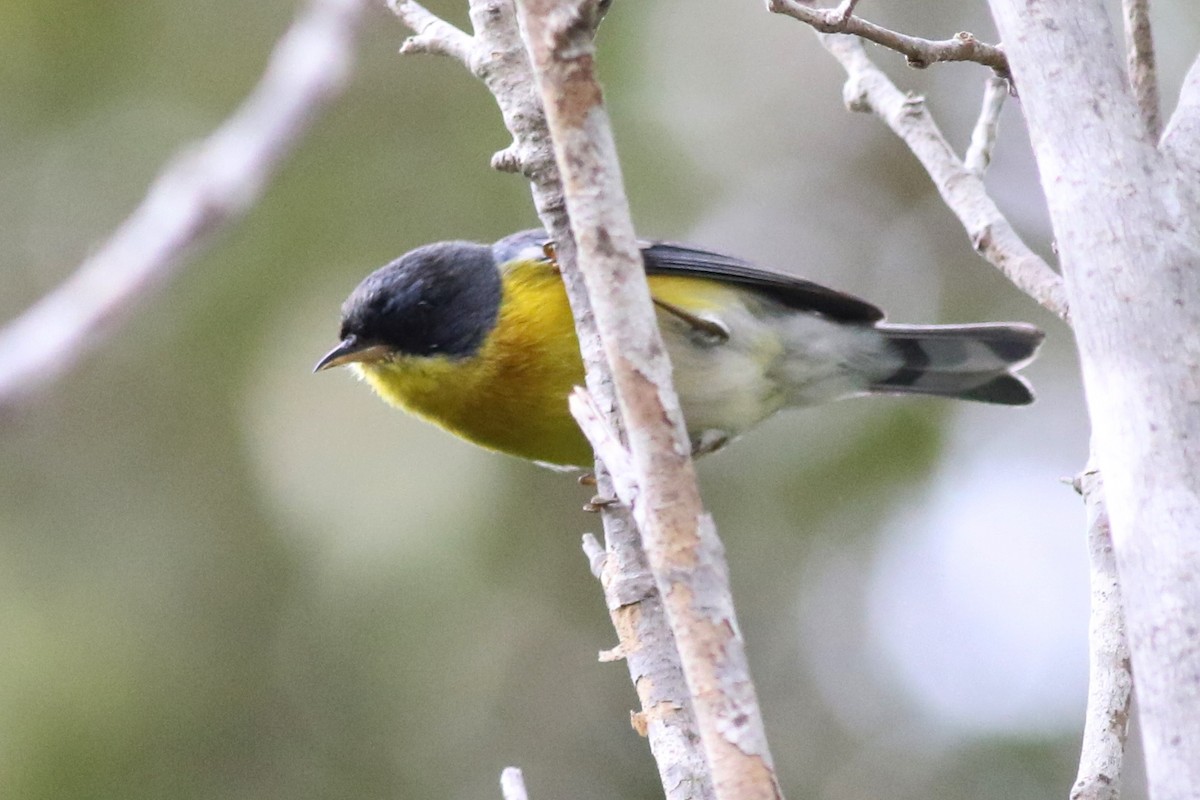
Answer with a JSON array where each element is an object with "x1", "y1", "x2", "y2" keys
[
  {"x1": 640, "y1": 241, "x2": 884, "y2": 323},
  {"x1": 492, "y1": 229, "x2": 884, "y2": 324}
]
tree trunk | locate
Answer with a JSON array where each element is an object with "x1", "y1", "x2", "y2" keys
[{"x1": 989, "y1": 2, "x2": 1200, "y2": 797}]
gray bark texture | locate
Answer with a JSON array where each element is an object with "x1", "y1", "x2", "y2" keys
[{"x1": 989, "y1": 2, "x2": 1200, "y2": 797}]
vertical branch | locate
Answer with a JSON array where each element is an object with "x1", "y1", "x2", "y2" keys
[
  {"x1": 1122, "y1": 0, "x2": 1161, "y2": 139},
  {"x1": 582, "y1": 530, "x2": 715, "y2": 799},
  {"x1": 1071, "y1": 465, "x2": 1133, "y2": 800},
  {"x1": 964, "y1": 75, "x2": 1008, "y2": 175},
  {"x1": 517, "y1": 2, "x2": 782, "y2": 798},
  {"x1": 389, "y1": 3, "x2": 714, "y2": 797}
]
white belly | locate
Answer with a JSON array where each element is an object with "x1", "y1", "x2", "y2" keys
[{"x1": 660, "y1": 298, "x2": 878, "y2": 451}]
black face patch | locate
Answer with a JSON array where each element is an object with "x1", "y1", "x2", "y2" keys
[{"x1": 339, "y1": 241, "x2": 502, "y2": 359}]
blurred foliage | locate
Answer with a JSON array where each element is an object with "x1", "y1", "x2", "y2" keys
[{"x1": 1, "y1": 0, "x2": 1194, "y2": 798}]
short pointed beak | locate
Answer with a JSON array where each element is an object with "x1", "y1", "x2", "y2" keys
[{"x1": 313, "y1": 338, "x2": 393, "y2": 372}]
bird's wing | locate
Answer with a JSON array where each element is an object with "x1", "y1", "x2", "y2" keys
[
  {"x1": 493, "y1": 229, "x2": 884, "y2": 324},
  {"x1": 640, "y1": 241, "x2": 884, "y2": 324}
]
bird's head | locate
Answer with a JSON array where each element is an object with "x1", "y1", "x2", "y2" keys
[{"x1": 314, "y1": 241, "x2": 502, "y2": 372}]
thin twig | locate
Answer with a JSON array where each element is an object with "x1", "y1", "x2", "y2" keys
[
  {"x1": 1071, "y1": 465, "x2": 1132, "y2": 800},
  {"x1": 387, "y1": 4, "x2": 714, "y2": 798},
  {"x1": 389, "y1": 0, "x2": 473, "y2": 62},
  {"x1": 571, "y1": 392, "x2": 714, "y2": 798},
  {"x1": 518, "y1": 2, "x2": 782, "y2": 797},
  {"x1": 768, "y1": 0, "x2": 1010, "y2": 80},
  {"x1": 1122, "y1": 0, "x2": 1160, "y2": 139},
  {"x1": 964, "y1": 75, "x2": 1008, "y2": 175},
  {"x1": 833, "y1": 0, "x2": 859, "y2": 22},
  {"x1": 500, "y1": 767, "x2": 530, "y2": 800},
  {"x1": 573, "y1": 398, "x2": 715, "y2": 792},
  {"x1": 388, "y1": 0, "x2": 559, "y2": 187},
  {"x1": 820, "y1": 34, "x2": 1069, "y2": 321},
  {"x1": 0, "y1": 0, "x2": 370, "y2": 411},
  {"x1": 569, "y1": 389, "x2": 636, "y2": 503}
]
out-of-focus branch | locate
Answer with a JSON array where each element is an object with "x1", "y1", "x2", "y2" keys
[
  {"x1": 768, "y1": 0, "x2": 1010, "y2": 79},
  {"x1": 1071, "y1": 465, "x2": 1133, "y2": 800},
  {"x1": 388, "y1": 4, "x2": 713, "y2": 798},
  {"x1": 0, "y1": 0, "x2": 371, "y2": 411},
  {"x1": 1122, "y1": 0, "x2": 1160, "y2": 139},
  {"x1": 964, "y1": 75, "x2": 1008, "y2": 175},
  {"x1": 818, "y1": 35, "x2": 1069, "y2": 321},
  {"x1": 500, "y1": 767, "x2": 530, "y2": 800},
  {"x1": 519, "y1": 2, "x2": 781, "y2": 798}
]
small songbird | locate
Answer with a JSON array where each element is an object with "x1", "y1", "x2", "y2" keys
[{"x1": 315, "y1": 229, "x2": 1043, "y2": 468}]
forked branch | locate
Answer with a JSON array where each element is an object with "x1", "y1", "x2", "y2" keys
[
  {"x1": 770, "y1": 5, "x2": 1066, "y2": 318},
  {"x1": 768, "y1": 0, "x2": 1010, "y2": 79},
  {"x1": 819, "y1": 35, "x2": 1068, "y2": 320}
]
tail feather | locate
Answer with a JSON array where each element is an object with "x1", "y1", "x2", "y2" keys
[{"x1": 870, "y1": 322, "x2": 1044, "y2": 406}]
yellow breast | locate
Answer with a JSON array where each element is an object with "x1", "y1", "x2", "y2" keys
[{"x1": 356, "y1": 259, "x2": 592, "y2": 466}]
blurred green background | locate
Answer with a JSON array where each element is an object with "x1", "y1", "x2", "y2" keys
[{"x1": 2, "y1": 1, "x2": 1196, "y2": 798}]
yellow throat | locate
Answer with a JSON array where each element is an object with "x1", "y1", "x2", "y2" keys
[{"x1": 355, "y1": 258, "x2": 591, "y2": 466}]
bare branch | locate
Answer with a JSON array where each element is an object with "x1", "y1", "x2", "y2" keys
[
  {"x1": 572, "y1": 398, "x2": 716, "y2": 799},
  {"x1": 0, "y1": 0, "x2": 370, "y2": 411},
  {"x1": 570, "y1": 389, "x2": 636, "y2": 503},
  {"x1": 1071, "y1": 465, "x2": 1133, "y2": 800},
  {"x1": 518, "y1": 2, "x2": 782, "y2": 797},
  {"x1": 389, "y1": 0, "x2": 472, "y2": 62},
  {"x1": 964, "y1": 75, "x2": 1008, "y2": 175},
  {"x1": 768, "y1": 0, "x2": 1010, "y2": 79},
  {"x1": 574, "y1": 390, "x2": 714, "y2": 800},
  {"x1": 388, "y1": 4, "x2": 715, "y2": 797},
  {"x1": 1122, "y1": 0, "x2": 1161, "y2": 139},
  {"x1": 500, "y1": 767, "x2": 530, "y2": 800},
  {"x1": 388, "y1": 1, "x2": 561, "y2": 218},
  {"x1": 820, "y1": 35, "x2": 1069, "y2": 321},
  {"x1": 832, "y1": 0, "x2": 859, "y2": 22}
]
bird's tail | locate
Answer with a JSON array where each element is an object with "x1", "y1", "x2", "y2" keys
[{"x1": 869, "y1": 322, "x2": 1044, "y2": 405}]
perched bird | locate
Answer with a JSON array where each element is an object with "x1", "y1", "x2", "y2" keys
[{"x1": 315, "y1": 229, "x2": 1043, "y2": 468}]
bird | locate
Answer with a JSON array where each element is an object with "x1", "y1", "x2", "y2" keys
[{"x1": 315, "y1": 229, "x2": 1043, "y2": 468}]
